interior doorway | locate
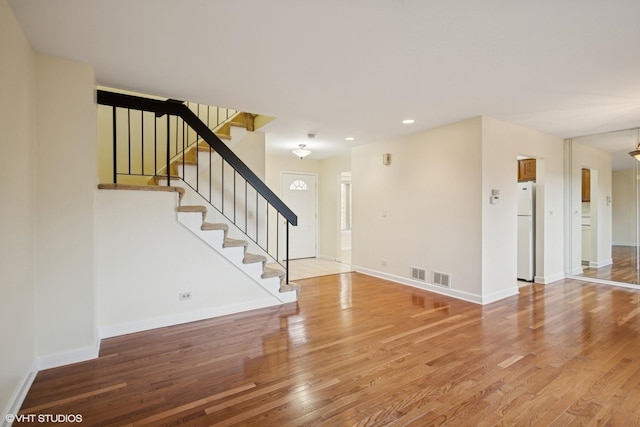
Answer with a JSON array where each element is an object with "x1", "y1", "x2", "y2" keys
[
  {"x1": 339, "y1": 172, "x2": 352, "y2": 265},
  {"x1": 567, "y1": 129, "x2": 639, "y2": 285}
]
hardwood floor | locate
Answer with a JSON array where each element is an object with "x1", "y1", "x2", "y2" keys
[
  {"x1": 580, "y1": 245, "x2": 639, "y2": 284},
  {"x1": 19, "y1": 273, "x2": 640, "y2": 426}
]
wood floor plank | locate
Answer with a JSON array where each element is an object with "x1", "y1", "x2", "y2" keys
[{"x1": 16, "y1": 273, "x2": 640, "y2": 425}]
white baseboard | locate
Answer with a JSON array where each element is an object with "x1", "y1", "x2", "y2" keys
[
  {"x1": 36, "y1": 339, "x2": 101, "y2": 371},
  {"x1": 567, "y1": 275, "x2": 640, "y2": 290},
  {"x1": 99, "y1": 298, "x2": 279, "y2": 339},
  {"x1": 570, "y1": 267, "x2": 584, "y2": 275},
  {"x1": 2, "y1": 363, "x2": 37, "y2": 427},
  {"x1": 612, "y1": 242, "x2": 637, "y2": 247},
  {"x1": 481, "y1": 287, "x2": 519, "y2": 304},
  {"x1": 534, "y1": 271, "x2": 566, "y2": 284},
  {"x1": 353, "y1": 266, "x2": 484, "y2": 304},
  {"x1": 589, "y1": 259, "x2": 613, "y2": 269}
]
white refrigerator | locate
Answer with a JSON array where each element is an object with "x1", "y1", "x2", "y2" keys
[{"x1": 517, "y1": 182, "x2": 535, "y2": 281}]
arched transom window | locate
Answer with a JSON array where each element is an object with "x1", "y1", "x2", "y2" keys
[{"x1": 289, "y1": 179, "x2": 309, "y2": 191}]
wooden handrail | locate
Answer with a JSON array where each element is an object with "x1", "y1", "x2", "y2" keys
[{"x1": 97, "y1": 90, "x2": 297, "y2": 226}]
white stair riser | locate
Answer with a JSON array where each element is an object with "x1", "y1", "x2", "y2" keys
[{"x1": 177, "y1": 210, "x2": 293, "y2": 301}]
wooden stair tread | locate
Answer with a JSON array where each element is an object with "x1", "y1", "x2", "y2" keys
[
  {"x1": 197, "y1": 143, "x2": 217, "y2": 152},
  {"x1": 177, "y1": 205, "x2": 207, "y2": 213},
  {"x1": 223, "y1": 238, "x2": 248, "y2": 248},
  {"x1": 279, "y1": 282, "x2": 300, "y2": 293},
  {"x1": 262, "y1": 267, "x2": 285, "y2": 279},
  {"x1": 243, "y1": 253, "x2": 267, "y2": 265},
  {"x1": 201, "y1": 222, "x2": 228, "y2": 232}
]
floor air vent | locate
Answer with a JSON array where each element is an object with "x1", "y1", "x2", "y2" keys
[
  {"x1": 433, "y1": 271, "x2": 451, "y2": 288},
  {"x1": 411, "y1": 267, "x2": 427, "y2": 282}
]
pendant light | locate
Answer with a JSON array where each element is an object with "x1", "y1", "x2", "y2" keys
[
  {"x1": 292, "y1": 144, "x2": 311, "y2": 159},
  {"x1": 292, "y1": 134, "x2": 314, "y2": 159}
]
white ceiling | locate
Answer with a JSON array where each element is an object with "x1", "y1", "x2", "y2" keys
[{"x1": 9, "y1": 0, "x2": 640, "y2": 159}]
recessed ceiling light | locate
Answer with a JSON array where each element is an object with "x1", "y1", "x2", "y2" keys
[
  {"x1": 402, "y1": 119, "x2": 415, "y2": 124},
  {"x1": 345, "y1": 137, "x2": 355, "y2": 141}
]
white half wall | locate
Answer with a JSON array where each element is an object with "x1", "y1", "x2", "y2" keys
[
  {"x1": 95, "y1": 189, "x2": 281, "y2": 338},
  {"x1": 35, "y1": 55, "x2": 98, "y2": 362}
]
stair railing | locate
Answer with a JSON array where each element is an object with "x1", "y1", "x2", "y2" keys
[{"x1": 97, "y1": 90, "x2": 297, "y2": 284}]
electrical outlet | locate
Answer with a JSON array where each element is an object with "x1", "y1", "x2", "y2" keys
[{"x1": 179, "y1": 292, "x2": 192, "y2": 301}]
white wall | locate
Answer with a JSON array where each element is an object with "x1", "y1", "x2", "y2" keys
[
  {"x1": 319, "y1": 153, "x2": 351, "y2": 259},
  {"x1": 0, "y1": 0, "x2": 37, "y2": 418},
  {"x1": 352, "y1": 117, "x2": 484, "y2": 301},
  {"x1": 482, "y1": 117, "x2": 565, "y2": 293},
  {"x1": 570, "y1": 142, "x2": 612, "y2": 271},
  {"x1": 351, "y1": 116, "x2": 565, "y2": 303},
  {"x1": 612, "y1": 168, "x2": 636, "y2": 246},
  {"x1": 95, "y1": 189, "x2": 280, "y2": 337},
  {"x1": 234, "y1": 130, "x2": 266, "y2": 180},
  {"x1": 34, "y1": 55, "x2": 98, "y2": 364}
]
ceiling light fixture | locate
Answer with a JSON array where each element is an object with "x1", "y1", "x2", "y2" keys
[
  {"x1": 292, "y1": 144, "x2": 312, "y2": 159},
  {"x1": 345, "y1": 137, "x2": 355, "y2": 141},
  {"x1": 402, "y1": 119, "x2": 415, "y2": 124},
  {"x1": 292, "y1": 133, "x2": 315, "y2": 159},
  {"x1": 629, "y1": 128, "x2": 640, "y2": 161}
]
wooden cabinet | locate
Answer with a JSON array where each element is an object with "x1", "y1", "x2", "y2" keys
[
  {"x1": 518, "y1": 159, "x2": 536, "y2": 182},
  {"x1": 582, "y1": 168, "x2": 590, "y2": 202}
]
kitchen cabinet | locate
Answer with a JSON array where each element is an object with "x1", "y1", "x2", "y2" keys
[
  {"x1": 518, "y1": 159, "x2": 536, "y2": 182},
  {"x1": 582, "y1": 168, "x2": 590, "y2": 202}
]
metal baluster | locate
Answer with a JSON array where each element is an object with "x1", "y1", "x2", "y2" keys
[
  {"x1": 245, "y1": 181, "x2": 248, "y2": 234},
  {"x1": 286, "y1": 221, "x2": 290, "y2": 284},
  {"x1": 195, "y1": 128, "x2": 199, "y2": 192},
  {"x1": 181, "y1": 119, "x2": 185, "y2": 186},
  {"x1": 221, "y1": 160, "x2": 225, "y2": 214},
  {"x1": 141, "y1": 110, "x2": 144, "y2": 176},
  {"x1": 127, "y1": 109, "x2": 131, "y2": 175},
  {"x1": 112, "y1": 107, "x2": 117, "y2": 184},
  {"x1": 166, "y1": 114, "x2": 170, "y2": 186}
]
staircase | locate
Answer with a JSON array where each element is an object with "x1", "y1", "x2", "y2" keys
[
  {"x1": 97, "y1": 90, "x2": 299, "y2": 305},
  {"x1": 98, "y1": 182, "x2": 298, "y2": 303},
  {"x1": 151, "y1": 111, "x2": 256, "y2": 185}
]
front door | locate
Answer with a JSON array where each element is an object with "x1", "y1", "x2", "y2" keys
[{"x1": 281, "y1": 172, "x2": 317, "y2": 259}]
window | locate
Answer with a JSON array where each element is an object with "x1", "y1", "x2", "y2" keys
[
  {"x1": 341, "y1": 181, "x2": 352, "y2": 231},
  {"x1": 289, "y1": 179, "x2": 308, "y2": 191}
]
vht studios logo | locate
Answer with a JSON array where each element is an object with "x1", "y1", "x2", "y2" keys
[{"x1": 5, "y1": 413, "x2": 83, "y2": 423}]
